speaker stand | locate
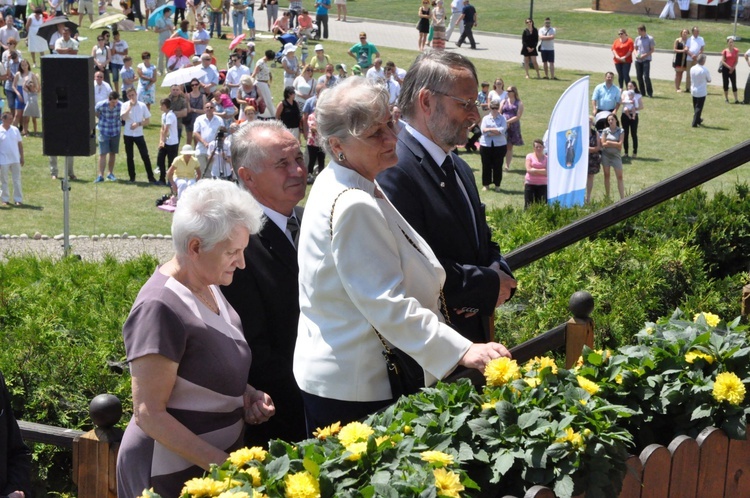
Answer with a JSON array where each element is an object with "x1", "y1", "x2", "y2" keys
[{"x1": 62, "y1": 162, "x2": 71, "y2": 258}]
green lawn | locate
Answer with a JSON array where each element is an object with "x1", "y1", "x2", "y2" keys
[
  {"x1": 348, "y1": 0, "x2": 750, "y2": 54},
  {"x1": 2, "y1": 3, "x2": 749, "y2": 236}
]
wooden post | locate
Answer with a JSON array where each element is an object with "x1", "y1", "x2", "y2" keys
[
  {"x1": 565, "y1": 291, "x2": 595, "y2": 369},
  {"x1": 742, "y1": 283, "x2": 750, "y2": 319},
  {"x1": 73, "y1": 394, "x2": 123, "y2": 498}
]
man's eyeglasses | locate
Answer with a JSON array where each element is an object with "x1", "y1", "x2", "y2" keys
[{"x1": 432, "y1": 90, "x2": 478, "y2": 111}]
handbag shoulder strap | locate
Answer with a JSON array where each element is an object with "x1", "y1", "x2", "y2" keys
[{"x1": 328, "y1": 186, "x2": 452, "y2": 328}]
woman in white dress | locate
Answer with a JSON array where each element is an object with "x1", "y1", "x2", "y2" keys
[
  {"x1": 292, "y1": 64, "x2": 315, "y2": 108},
  {"x1": 334, "y1": 0, "x2": 346, "y2": 21},
  {"x1": 25, "y1": 8, "x2": 46, "y2": 68},
  {"x1": 251, "y1": 49, "x2": 275, "y2": 119}
]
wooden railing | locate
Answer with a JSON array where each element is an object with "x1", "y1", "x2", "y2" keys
[
  {"x1": 20, "y1": 394, "x2": 123, "y2": 498},
  {"x1": 516, "y1": 424, "x2": 750, "y2": 498}
]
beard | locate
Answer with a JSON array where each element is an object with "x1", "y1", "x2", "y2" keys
[{"x1": 427, "y1": 99, "x2": 470, "y2": 149}]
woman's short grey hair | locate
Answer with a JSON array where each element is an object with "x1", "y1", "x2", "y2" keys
[
  {"x1": 398, "y1": 51, "x2": 478, "y2": 120},
  {"x1": 231, "y1": 120, "x2": 290, "y2": 175},
  {"x1": 315, "y1": 76, "x2": 390, "y2": 156},
  {"x1": 172, "y1": 179, "x2": 264, "y2": 255}
]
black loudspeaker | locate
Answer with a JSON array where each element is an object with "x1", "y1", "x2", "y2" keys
[{"x1": 41, "y1": 55, "x2": 96, "y2": 157}]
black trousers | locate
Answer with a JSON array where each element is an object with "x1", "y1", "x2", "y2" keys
[
  {"x1": 124, "y1": 135, "x2": 155, "y2": 182},
  {"x1": 721, "y1": 69, "x2": 737, "y2": 93},
  {"x1": 300, "y1": 391, "x2": 390, "y2": 438},
  {"x1": 157, "y1": 144, "x2": 179, "y2": 183},
  {"x1": 621, "y1": 112, "x2": 639, "y2": 155},
  {"x1": 635, "y1": 60, "x2": 652, "y2": 97},
  {"x1": 307, "y1": 144, "x2": 325, "y2": 175},
  {"x1": 316, "y1": 14, "x2": 328, "y2": 39},
  {"x1": 480, "y1": 143, "x2": 506, "y2": 187},
  {"x1": 524, "y1": 183, "x2": 548, "y2": 208},
  {"x1": 456, "y1": 24, "x2": 476, "y2": 49},
  {"x1": 692, "y1": 96, "x2": 706, "y2": 127}
]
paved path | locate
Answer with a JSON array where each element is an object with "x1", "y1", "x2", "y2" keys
[{"x1": 318, "y1": 16, "x2": 747, "y2": 91}]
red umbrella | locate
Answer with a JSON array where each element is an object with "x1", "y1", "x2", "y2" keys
[
  {"x1": 161, "y1": 37, "x2": 195, "y2": 58},
  {"x1": 229, "y1": 34, "x2": 246, "y2": 51}
]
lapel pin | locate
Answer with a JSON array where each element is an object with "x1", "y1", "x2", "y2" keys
[{"x1": 440, "y1": 182, "x2": 446, "y2": 188}]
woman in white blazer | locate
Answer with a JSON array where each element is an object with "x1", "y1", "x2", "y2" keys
[{"x1": 293, "y1": 77, "x2": 511, "y2": 434}]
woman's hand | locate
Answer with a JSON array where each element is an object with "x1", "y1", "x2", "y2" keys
[
  {"x1": 244, "y1": 385, "x2": 275, "y2": 425},
  {"x1": 458, "y1": 343, "x2": 512, "y2": 372}
]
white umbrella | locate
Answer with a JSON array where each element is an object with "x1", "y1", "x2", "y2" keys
[
  {"x1": 89, "y1": 13, "x2": 127, "y2": 30},
  {"x1": 161, "y1": 66, "x2": 207, "y2": 87}
]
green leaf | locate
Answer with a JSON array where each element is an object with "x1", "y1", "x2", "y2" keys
[
  {"x1": 518, "y1": 410, "x2": 541, "y2": 430},
  {"x1": 722, "y1": 416, "x2": 748, "y2": 439},
  {"x1": 264, "y1": 454, "x2": 290, "y2": 480},
  {"x1": 553, "y1": 474, "x2": 575, "y2": 498},
  {"x1": 492, "y1": 450, "x2": 515, "y2": 477},
  {"x1": 496, "y1": 400, "x2": 517, "y2": 425},
  {"x1": 372, "y1": 483, "x2": 399, "y2": 498},
  {"x1": 690, "y1": 404, "x2": 713, "y2": 421}
]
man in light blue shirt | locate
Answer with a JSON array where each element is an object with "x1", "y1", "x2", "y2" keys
[{"x1": 591, "y1": 71, "x2": 621, "y2": 114}]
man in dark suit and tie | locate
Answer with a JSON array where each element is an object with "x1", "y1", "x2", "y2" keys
[
  {"x1": 222, "y1": 120, "x2": 308, "y2": 446},
  {"x1": 377, "y1": 51, "x2": 516, "y2": 345}
]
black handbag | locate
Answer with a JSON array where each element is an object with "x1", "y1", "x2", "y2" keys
[{"x1": 373, "y1": 328, "x2": 425, "y2": 399}]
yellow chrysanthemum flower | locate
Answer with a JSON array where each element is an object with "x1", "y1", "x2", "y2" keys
[
  {"x1": 645, "y1": 326, "x2": 655, "y2": 335},
  {"x1": 217, "y1": 492, "x2": 250, "y2": 498},
  {"x1": 577, "y1": 375, "x2": 600, "y2": 396},
  {"x1": 228, "y1": 447, "x2": 268, "y2": 467},
  {"x1": 253, "y1": 494, "x2": 269, "y2": 498},
  {"x1": 136, "y1": 488, "x2": 157, "y2": 498},
  {"x1": 181, "y1": 477, "x2": 227, "y2": 497},
  {"x1": 484, "y1": 357, "x2": 521, "y2": 387},
  {"x1": 694, "y1": 312, "x2": 721, "y2": 328},
  {"x1": 403, "y1": 425, "x2": 412, "y2": 435},
  {"x1": 481, "y1": 399, "x2": 498, "y2": 410},
  {"x1": 524, "y1": 356, "x2": 559, "y2": 375},
  {"x1": 313, "y1": 421, "x2": 341, "y2": 440},
  {"x1": 614, "y1": 374, "x2": 623, "y2": 385},
  {"x1": 240, "y1": 467, "x2": 262, "y2": 487},
  {"x1": 433, "y1": 468, "x2": 464, "y2": 498},
  {"x1": 524, "y1": 377, "x2": 541, "y2": 388},
  {"x1": 685, "y1": 350, "x2": 715, "y2": 365},
  {"x1": 284, "y1": 471, "x2": 321, "y2": 498},
  {"x1": 338, "y1": 421, "x2": 374, "y2": 446},
  {"x1": 344, "y1": 441, "x2": 368, "y2": 461},
  {"x1": 555, "y1": 427, "x2": 584, "y2": 450},
  {"x1": 421, "y1": 450, "x2": 454, "y2": 466},
  {"x1": 375, "y1": 435, "x2": 392, "y2": 447},
  {"x1": 712, "y1": 372, "x2": 746, "y2": 405}
]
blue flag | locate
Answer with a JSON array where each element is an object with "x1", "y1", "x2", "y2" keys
[{"x1": 547, "y1": 77, "x2": 590, "y2": 207}]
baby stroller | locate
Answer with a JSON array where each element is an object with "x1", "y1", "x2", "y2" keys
[{"x1": 275, "y1": 33, "x2": 298, "y2": 64}]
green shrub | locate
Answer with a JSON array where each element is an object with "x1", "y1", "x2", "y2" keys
[{"x1": 0, "y1": 255, "x2": 158, "y2": 494}]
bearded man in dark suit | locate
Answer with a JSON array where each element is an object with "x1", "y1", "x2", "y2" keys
[
  {"x1": 222, "y1": 120, "x2": 307, "y2": 446},
  {"x1": 377, "y1": 51, "x2": 516, "y2": 345}
]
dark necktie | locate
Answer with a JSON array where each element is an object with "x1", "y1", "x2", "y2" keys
[
  {"x1": 441, "y1": 155, "x2": 478, "y2": 245},
  {"x1": 287, "y1": 215, "x2": 300, "y2": 248}
]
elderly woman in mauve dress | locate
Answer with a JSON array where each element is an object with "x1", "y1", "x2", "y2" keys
[{"x1": 116, "y1": 180, "x2": 275, "y2": 498}]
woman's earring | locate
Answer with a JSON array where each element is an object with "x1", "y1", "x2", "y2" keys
[{"x1": 338, "y1": 152, "x2": 346, "y2": 162}]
